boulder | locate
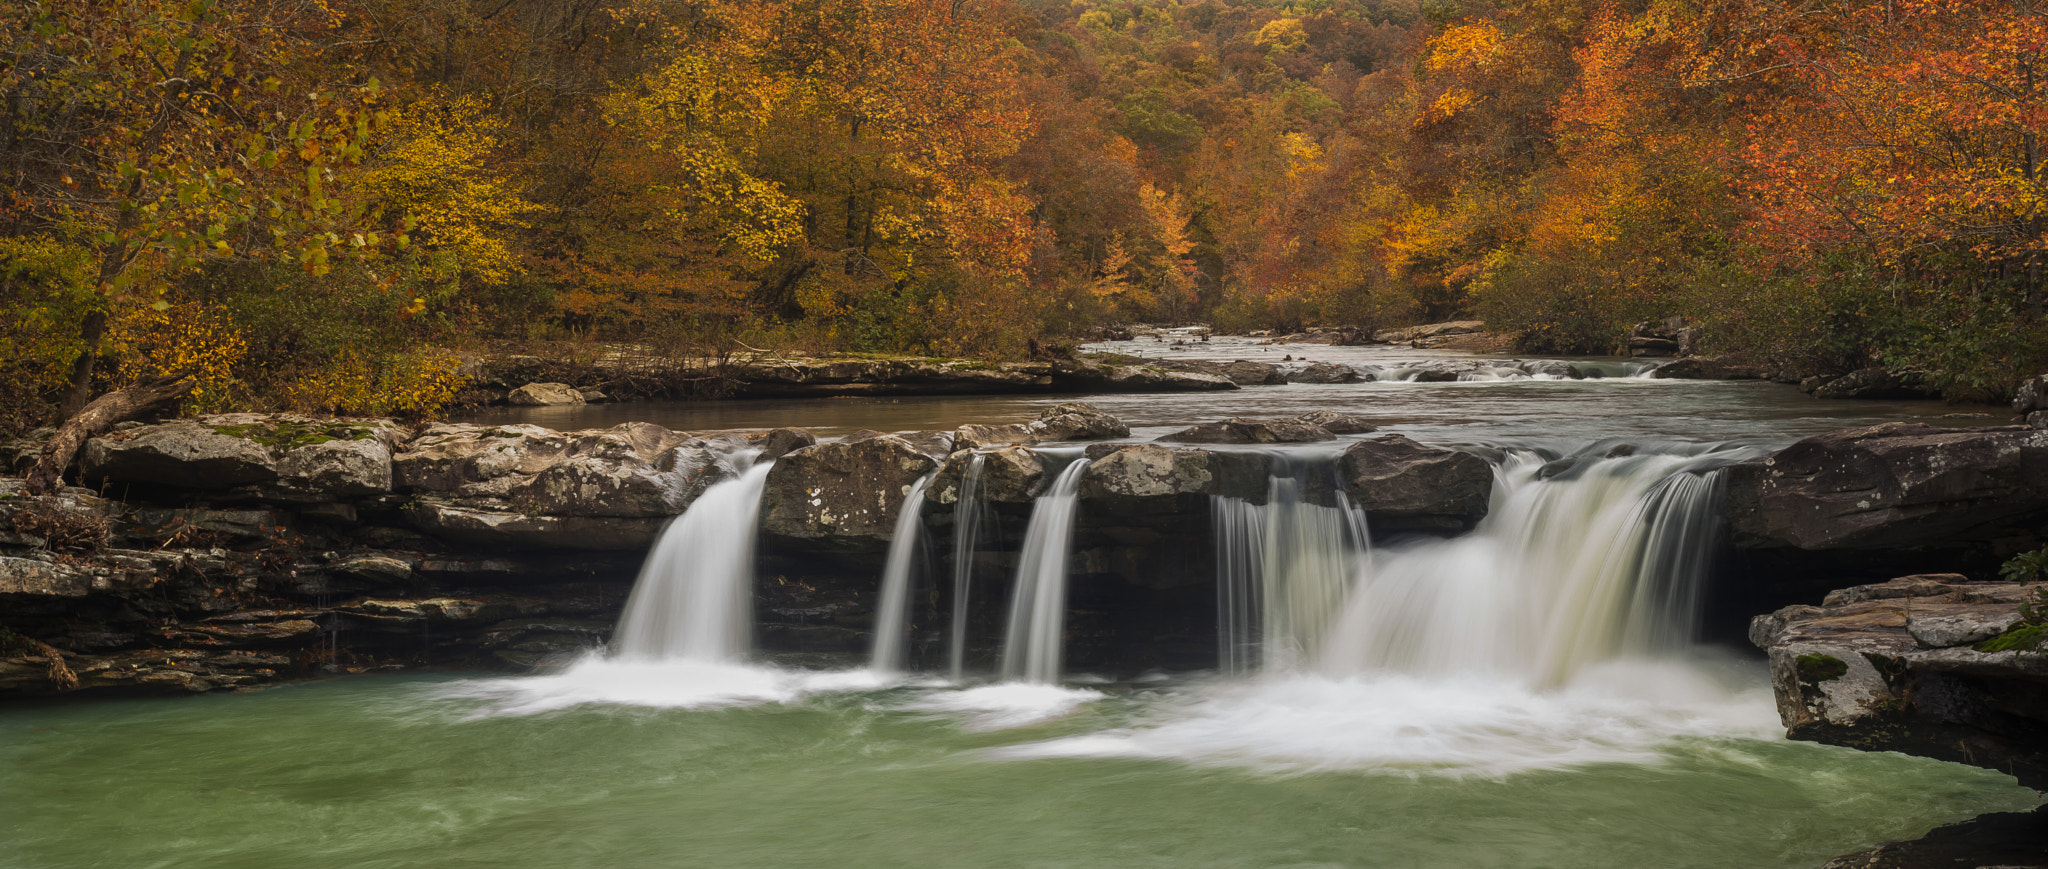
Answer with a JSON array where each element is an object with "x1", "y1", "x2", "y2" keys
[
  {"x1": 507, "y1": 382, "x2": 585, "y2": 406},
  {"x1": 2013, "y1": 373, "x2": 2048, "y2": 415},
  {"x1": 953, "y1": 402, "x2": 1129, "y2": 449},
  {"x1": 1810, "y1": 367, "x2": 1937, "y2": 400},
  {"x1": 1750, "y1": 575, "x2": 2048, "y2": 788},
  {"x1": 928, "y1": 445, "x2": 1048, "y2": 505},
  {"x1": 1032, "y1": 402, "x2": 1130, "y2": 441},
  {"x1": 1285, "y1": 362, "x2": 1363, "y2": 384},
  {"x1": 1722, "y1": 423, "x2": 2048, "y2": 550},
  {"x1": 758, "y1": 435, "x2": 940, "y2": 548},
  {"x1": 515, "y1": 442, "x2": 731, "y2": 518},
  {"x1": 1339, "y1": 435, "x2": 1492, "y2": 533},
  {"x1": 1218, "y1": 360, "x2": 1287, "y2": 386},
  {"x1": 79, "y1": 420, "x2": 278, "y2": 489},
  {"x1": 1078, "y1": 444, "x2": 1269, "y2": 503},
  {"x1": 1158, "y1": 417, "x2": 1335, "y2": 444},
  {"x1": 755, "y1": 428, "x2": 818, "y2": 460}
]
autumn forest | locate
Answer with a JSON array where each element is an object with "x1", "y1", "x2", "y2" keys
[{"x1": 3, "y1": 0, "x2": 2046, "y2": 431}]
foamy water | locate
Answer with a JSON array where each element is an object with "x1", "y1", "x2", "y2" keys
[{"x1": 993, "y1": 657, "x2": 1781, "y2": 777}]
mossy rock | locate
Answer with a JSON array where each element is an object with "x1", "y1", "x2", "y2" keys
[{"x1": 1796, "y1": 653, "x2": 1849, "y2": 684}]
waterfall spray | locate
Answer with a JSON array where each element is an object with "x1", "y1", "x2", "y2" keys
[
  {"x1": 870, "y1": 474, "x2": 935, "y2": 674},
  {"x1": 1000, "y1": 458, "x2": 1093, "y2": 684},
  {"x1": 947, "y1": 453, "x2": 989, "y2": 681},
  {"x1": 610, "y1": 454, "x2": 772, "y2": 662}
]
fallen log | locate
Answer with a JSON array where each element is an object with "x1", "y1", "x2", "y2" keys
[{"x1": 24, "y1": 374, "x2": 194, "y2": 496}]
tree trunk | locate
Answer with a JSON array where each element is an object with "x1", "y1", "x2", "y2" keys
[{"x1": 25, "y1": 374, "x2": 195, "y2": 496}]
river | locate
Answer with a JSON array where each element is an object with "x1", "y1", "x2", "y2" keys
[{"x1": 0, "y1": 338, "x2": 2035, "y2": 868}]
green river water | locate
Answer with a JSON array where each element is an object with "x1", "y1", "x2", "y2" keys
[{"x1": 1, "y1": 665, "x2": 2036, "y2": 868}]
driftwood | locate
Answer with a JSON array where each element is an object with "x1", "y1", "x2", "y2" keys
[
  {"x1": 24, "y1": 374, "x2": 194, "y2": 496},
  {"x1": 30, "y1": 639, "x2": 78, "y2": 691}
]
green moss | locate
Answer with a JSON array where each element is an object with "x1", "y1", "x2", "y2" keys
[
  {"x1": 1975, "y1": 622, "x2": 2046, "y2": 653},
  {"x1": 1796, "y1": 653, "x2": 1849, "y2": 684},
  {"x1": 214, "y1": 418, "x2": 375, "y2": 456}
]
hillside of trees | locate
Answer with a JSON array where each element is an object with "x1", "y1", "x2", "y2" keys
[{"x1": 4, "y1": 0, "x2": 2044, "y2": 431}]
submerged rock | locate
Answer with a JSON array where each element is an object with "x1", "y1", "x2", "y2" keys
[
  {"x1": 1750, "y1": 575, "x2": 2048, "y2": 789},
  {"x1": 1296, "y1": 411, "x2": 1378, "y2": 434},
  {"x1": 1158, "y1": 417, "x2": 1335, "y2": 444},
  {"x1": 1722, "y1": 422, "x2": 2048, "y2": 550},
  {"x1": 1284, "y1": 362, "x2": 1363, "y2": 384},
  {"x1": 1339, "y1": 435, "x2": 1492, "y2": 533}
]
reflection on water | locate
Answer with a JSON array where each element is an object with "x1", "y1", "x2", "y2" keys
[{"x1": 456, "y1": 337, "x2": 2001, "y2": 442}]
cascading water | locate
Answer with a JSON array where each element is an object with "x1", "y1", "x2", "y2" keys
[
  {"x1": 609, "y1": 454, "x2": 773, "y2": 662},
  {"x1": 947, "y1": 453, "x2": 989, "y2": 681},
  {"x1": 869, "y1": 474, "x2": 935, "y2": 674},
  {"x1": 1316, "y1": 441, "x2": 1767, "y2": 684},
  {"x1": 1211, "y1": 453, "x2": 1372, "y2": 673},
  {"x1": 999, "y1": 457, "x2": 1092, "y2": 683}
]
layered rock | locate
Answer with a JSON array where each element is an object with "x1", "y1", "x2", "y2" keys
[
  {"x1": 1751, "y1": 575, "x2": 2048, "y2": 788},
  {"x1": 1723, "y1": 423, "x2": 2048, "y2": 550}
]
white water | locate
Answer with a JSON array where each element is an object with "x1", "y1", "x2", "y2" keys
[
  {"x1": 999, "y1": 458, "x2": 1093, "y2": 684},
  {"x1": 870, "y1": 474, "x2": 935, "y2": 674},
  {"x1": 1318, "y1": 443, "x2": 1767, "y2": 684},
  {"x1": 1212, "y1": 457, "x2": 1373, "y2": 673},
  {"x1": 608, "y1": 457, "x2": 772, "y2": 662},
  {"x1": 947, "y1": 453, "x2": 989, "y2": 681}
]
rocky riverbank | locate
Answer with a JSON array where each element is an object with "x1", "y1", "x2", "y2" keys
[{"x1": 0, "y1": 404, "x2": 1479, "y2": 692}]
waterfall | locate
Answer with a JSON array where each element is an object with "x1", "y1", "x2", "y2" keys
[
  {"x1": 1211, "y1": 454, "x2": 1373, "y2": 674},
  {"x1": 999, "y1": 458, "x2": 1093, "y2": 684},
  {"x1": 1317, "y1": 443, "x2": 1763, "y2": 684},
  {"x1": 609, "y1": 457, "x2": 772, "y2": 662},
  {"x1": 947, "y1": 453, "x2": 988, "y2": 681},
  {"x1": 869, "y1": 474, "x2": 935, "y2": 674}
]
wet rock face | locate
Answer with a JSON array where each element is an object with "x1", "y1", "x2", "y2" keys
[
  {"x1": 928, "y1": 446, "x2": 1047, "y2": 505},
  {"x1": 1722, "y1": 423, "x2": 2048, "y2": 550},
  {"x1": 1750, "y1": 575, "x2": 2048, "y2": 789},
  {"x1": 1158, "y1": 417, "x2": 1335, "y2": 445},
  {"x1": 1339, "y1": 435, "x2": 1492, "y2": 533},
  {"x1": 758, "y1": 435, "x2": 939, "y2": 550}
]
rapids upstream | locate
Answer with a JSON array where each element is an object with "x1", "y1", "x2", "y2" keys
[{"x1": 2, "y1": 337, "x2": 2038, "y2": 868}]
